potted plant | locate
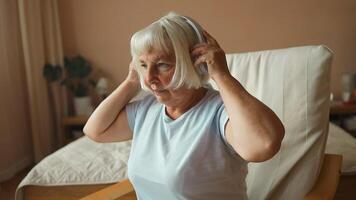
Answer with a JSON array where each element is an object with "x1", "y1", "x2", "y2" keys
[{"x1": 43, "y1": 55, "x2": 97, "y2": 116}]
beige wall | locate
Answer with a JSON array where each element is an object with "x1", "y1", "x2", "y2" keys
[{"x1": 58, "y1": 0, "x2": 356, "y2": 98}]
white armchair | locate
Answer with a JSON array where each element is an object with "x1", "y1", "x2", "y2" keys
[
  {"x1": 81, "y1": 45, "x2": 342, "y2": 200},
  {"x1": 223, "y1": 45, "x2": 336, "y2": 199}
]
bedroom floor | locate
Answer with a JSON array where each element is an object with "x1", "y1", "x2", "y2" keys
[
  {"x1": 334, "y1": 175, "x2": 356, "y2": 200},
  {"x1": 0, "y1": 167, "x2": 30, "y2": 200},
  {"x1": 1, "y1": 168, "x2": 355, "y2": 200}
]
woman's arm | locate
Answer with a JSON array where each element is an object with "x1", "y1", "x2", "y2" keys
[
  {"x1": 83, "y1": 63, "x2": 140, "y2": 143},
  {"x1": 213, "y1": 73, "x2": 285, "y2": 162},
  {"x1": 192, "y1": 31, "x2": 285, "y2": 162}
]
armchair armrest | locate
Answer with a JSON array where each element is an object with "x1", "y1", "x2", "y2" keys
[
  {"x1": 80, "y1": 179, "x2": 135, "y2": 200},
  {"x1": 80, "y1": 154, "x2": 342, "y2": 200},
  {"x1": 304, "y1": 154, "x2": 343, "y2": 200}
]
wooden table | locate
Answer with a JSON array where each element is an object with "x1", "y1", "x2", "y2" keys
[
  {"x1": 330, "y1": 103, "x2": 356, "y2": 115},
  {"x1": 330, "y1": 102, "x2": 356, "y2": 137},
  {"x1": 61, "y1": 116, "x2": 89, "y2": 146}
]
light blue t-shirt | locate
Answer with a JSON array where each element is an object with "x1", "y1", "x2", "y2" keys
[{"x1": 126, "y1": 88, "x2": 247, "y2": 200}]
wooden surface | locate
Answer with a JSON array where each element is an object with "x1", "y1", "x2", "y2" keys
[
  {"x1": 23, "y1": 184, "x2": 114, "y2": 200},
  {"x1": 330, "y1": 103, "x2": 356, "y2": 115},
  {"x1": 62, "y1": 116, "x2": 89, "y2": 126},
  {"x1": 80, "y1": 179, "x2": 136, "y2": 200},
  {"x1": 304, "y1": 154, "x2": 343, "y2": 200},
  {"x1": 61, "y1": 116, "x2": 89, "y2": 146},
  {"x1": 334, "y1": 175, "x2": 356, "y2": 199}
]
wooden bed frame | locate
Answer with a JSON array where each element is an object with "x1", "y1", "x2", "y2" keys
[
  {"x1": 21, "y1": 154, "x2": 342, "y2": 200},
  {"x1": 23, "y1": 183, "x2": 115, "y2": 200}
]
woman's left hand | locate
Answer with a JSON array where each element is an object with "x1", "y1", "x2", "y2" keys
[{"x1": 191, "y1": 31, "x2": 230, "y2": 79}]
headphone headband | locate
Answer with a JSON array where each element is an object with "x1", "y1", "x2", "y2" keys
[
  {"x1": 180, "y1": 16, "x2": 206, "y2": 43},
  {"x1": 180, "y1": 16, "x2": 208, "y2": 75}
]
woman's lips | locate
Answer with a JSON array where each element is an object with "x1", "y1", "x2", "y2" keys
[
  {"x1": 150, "y1": 84, "x2": 165, "y2": 94},
  {"x1": 153, "y1": 89, "x2": 166, "y2": 95}
]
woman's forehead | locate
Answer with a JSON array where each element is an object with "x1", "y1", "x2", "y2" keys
[{"x1": 138, "y1": 49, "x2": 174, "y2": 62}]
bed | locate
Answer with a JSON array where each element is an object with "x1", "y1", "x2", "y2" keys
[
  {"x1": 326, "y1": 123, "x2": 356, "y2": 175},
  {"x1": 326, "y1": 123, "x2": 356, "y2": 199},
  {"x1": 15, "y1": 138, "x2": 131, "y2": 200},
  {"x1": 14, "y1": 122, "x2": 356, "y2": 200}
]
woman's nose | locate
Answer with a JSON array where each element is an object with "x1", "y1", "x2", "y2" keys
[{"x1": 145, "y1": 65, "x2": 157, "y2": 82}]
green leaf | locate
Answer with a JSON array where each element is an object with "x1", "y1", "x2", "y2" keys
[
  {"x1": 53, "y1": 65, "x2": 62, "y2": 80},
  {"x1": 43, "y1": 63, "x2": 62, "y2": 82},
  {"x1": 61, "y1": 55, "x2": 94, "y2": 97}
]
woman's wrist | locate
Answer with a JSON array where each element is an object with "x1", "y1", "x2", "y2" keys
[
  {"x1": 123, "y1": 78, "x2": 140, "y2": 91},
  {"x1": 120, "y1": 79, "x2": 141, "y2": 101},
  {"x1": 210, "y1": 70, "x2": 232, "y2": 83}
]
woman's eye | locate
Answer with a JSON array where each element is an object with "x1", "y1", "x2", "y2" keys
[
  {"x1": 157, "y1": 63, "x2": 171, "y2": 71},
  {"x1": 140, "y1": 64, "x2": 147, "y2": 69}
]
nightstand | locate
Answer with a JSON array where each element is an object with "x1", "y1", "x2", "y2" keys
[
  {"x1": 330, "y1": 103, "x2": 356, "y2": 137},
  {"x1": 330, "y1": 103, "x2": 356, "y2": 115},
  {"x1": 61, "y1": 116, "x2": 89, "y2": 145}
]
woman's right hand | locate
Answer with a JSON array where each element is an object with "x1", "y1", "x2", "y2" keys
[{"x1": 125, "y1": 60, "x2": 141, "y2": 88}]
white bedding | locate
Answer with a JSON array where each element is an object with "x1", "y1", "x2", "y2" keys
[
  {"x1": 15, "y1": 122, "x2": 356, "y2": 200},
  {"x1": 326, "y1": 123, "x2": 356, "y2": 175},
  {"x1": 15, "y1": 137, "x2": 131, "y2": 200}
]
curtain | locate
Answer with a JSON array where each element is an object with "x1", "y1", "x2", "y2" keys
[
  {"x1": 0, "y1": 0, "x2": 66, "y2": 181},
  {"x1": 17, "y1": 0, "x2": 68, "y2": 162},
  {"x1": 0, "y1": 0, "x2": 33, "y2": 181}
]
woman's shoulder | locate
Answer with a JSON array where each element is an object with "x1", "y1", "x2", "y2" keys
[
  {"x1": 204, "y1": 86, "x2": 223, "y2": 103},
  {"x1": 128, "y1": 91, "x2": 158, "y2": 111},
  {"x1": 193, "y1": 87, "x2": 224, "y2": 114},
  {"x1": 136, "y1": 93, "x2": 157, "y2": 106}
]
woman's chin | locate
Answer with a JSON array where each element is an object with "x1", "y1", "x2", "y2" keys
[
  {"x1": 153, "y1": 89, "x2": 168, "y2": 96},
  {"x1": 153, "y1": 91, "x2": 170, "y2": 103},
  {"x1": 154, "y1": 94, "x2": 166, "y2": 101}
]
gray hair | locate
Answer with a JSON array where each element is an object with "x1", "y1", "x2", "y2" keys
[{"x1": 130, "y1": 12, "x2": 209, "y2": 91}]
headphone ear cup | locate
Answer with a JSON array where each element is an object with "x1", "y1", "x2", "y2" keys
[{"x1": 198, "y1": 64, "x2": 208, "y2": 75}]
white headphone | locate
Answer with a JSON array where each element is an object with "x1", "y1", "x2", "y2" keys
[{"x1": 181, "y1": 16, "x2": 208, "y2": 75}]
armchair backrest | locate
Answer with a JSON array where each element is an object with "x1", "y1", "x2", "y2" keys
[{"x1": 210, "y1": 46, "x2": 333, "y2": 199}]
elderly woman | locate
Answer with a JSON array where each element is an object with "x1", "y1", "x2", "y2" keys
[{"x1": 84, "y1": 12, "x2": 284, "y2": 200}]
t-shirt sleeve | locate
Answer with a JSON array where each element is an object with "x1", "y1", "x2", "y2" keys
[
  {"x1": 217, "y1": 105, "x2": 239, "y2": 156},
  {"x1": 125, "y1": 100, "x2": 141, "y2": 132}
]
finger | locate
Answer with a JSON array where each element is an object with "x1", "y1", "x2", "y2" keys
[
  {"x1": 191, "y1": 45, "x2": 222, "y2": 61},
  {"x1": 191, "y1": 42, "x2": 217, "y2": 55},
  {"x1": 190, "y1": 43, "x2": 209, "y2": 52},
  {"x1": 191, "y1": 45, "x2": 208, "y2": 57},
  {"x1": 202, "y1": 30, "x2": 220, "y2": 47},
  {"x1": 193, "y1": 55, "x2": 207, "y2": 67}
]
